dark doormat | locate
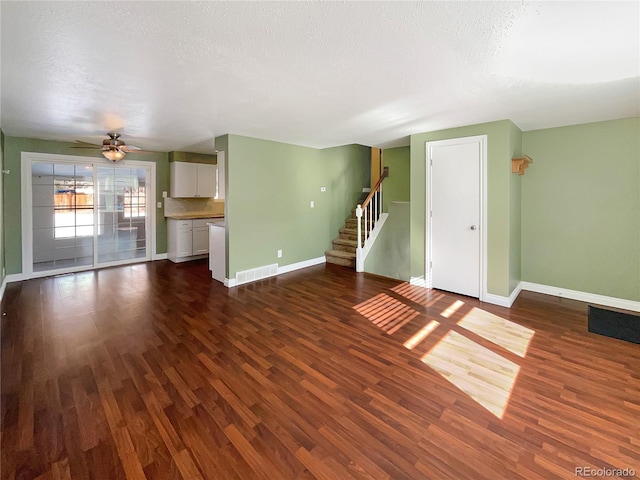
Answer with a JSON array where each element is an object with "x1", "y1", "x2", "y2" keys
[{"x1": 588, "y1": 305, "x2": 640, "y2": 344}]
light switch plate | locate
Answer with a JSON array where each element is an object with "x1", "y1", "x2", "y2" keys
[
  {"x1": 157, "y1": 202, "x2": 162, "y2": 209},
  {"x1": 277, "y1": 249, "x2": 282, "y2": 258},
  {"x1": 310, "y1": 201, "x2": 314, "y2": 208},
  {"x1": 162, "y1": 191, "x2": 167, "y2": 198}
]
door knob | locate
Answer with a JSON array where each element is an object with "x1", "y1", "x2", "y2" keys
[{"x1": 470, "y1": 225, "x2": 477, "y2": 231}]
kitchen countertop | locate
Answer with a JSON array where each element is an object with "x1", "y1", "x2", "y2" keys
[{"x1": 165, "y1": 213, "x2": 225, "y2": 220}]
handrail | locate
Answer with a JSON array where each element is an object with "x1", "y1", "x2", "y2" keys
[
  {"x1": 360, "y1": 167, "x2": 389, "y2": 210},
  {"x1": 355, "y1": 166, "x2": 389, "y2": 272}
]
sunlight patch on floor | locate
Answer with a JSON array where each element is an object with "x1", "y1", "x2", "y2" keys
[
  {"x1": 457, "y1": 307, "x2": 535, "y2": 358},
  {"x1": 403, "y1": 320, "x2": 440, "y2": 350},
  {"x1": 440, "y1": 300, "x2": 464, "y2": 318},
  {"x1": 421, "y1": 331, "x2": 520, "y2": 418},
  {"x1": 353, "y1": 293, "x2": 420, "y2": 334},
  {"x1": 391, "y1": 283, "x2": 444, "y2": 307},
  {"x1": 354, "y1": 290, "x2": 535, "y2": 418}
]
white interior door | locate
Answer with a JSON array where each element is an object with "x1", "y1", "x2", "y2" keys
[{"x1": 430, "y1": 140, "x2": 481, "y2": 297}]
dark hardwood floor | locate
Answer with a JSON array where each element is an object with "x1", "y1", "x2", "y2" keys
[{"x1": 1, "y1": 260, "x2": 639, "y2": 479}]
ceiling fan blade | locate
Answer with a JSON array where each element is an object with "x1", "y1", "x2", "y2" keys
[
  {"x1": 120, "y1": 145, "x2": 155, "y2": 153},
  {"x1": 70, "y1": 140, "x2": 102, "y2": 148},
  {"x1": 122, "y1": 149, "x2": 154, "y2": 154}
]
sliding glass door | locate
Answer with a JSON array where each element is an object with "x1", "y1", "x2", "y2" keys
[
  {"x1": 28, "y1": 156, "x2": 152, "y2": 275},
  {"x1": 32, "y1": 162, "x2": 95, "y2": 272},
  {"x1": 97, "y1": 166, "x2": 148, "y2": 264}
]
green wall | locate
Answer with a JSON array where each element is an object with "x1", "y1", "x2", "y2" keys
[
  {"x1": 364, "y1": 201, "x2": 410, "y2": 280},
  {"x1": 220, "y1": 134, "x2": 369, "y2": 278},
  {"x1": 2, "y1": 136, "x2": 170, "y2": 275},
  {"x1": 410, "y1": 120, "x2": 517, "y2": 297},
  {"x1": 382, "y1": 146, "x2": 410, "y2": 212},
  {"x1": 522, "y1": 117, "x2": 640, "y2": 301}
]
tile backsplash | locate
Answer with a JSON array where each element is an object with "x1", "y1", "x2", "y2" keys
[{"x1": 164, "y1": 198, "x2": 224, "y2": 217}]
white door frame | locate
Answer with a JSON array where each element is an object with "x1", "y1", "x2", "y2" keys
[
  {"x1": 20, "y1": 151, "x2": 157, "y2": 279},
  {"x1": 425, "y1": 135, "x2": 488, "y2": 301}
]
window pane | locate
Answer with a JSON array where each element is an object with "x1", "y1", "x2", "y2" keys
[
  {"x1": 54, "y1": 164, "x2": 74, "y2": 177},
  {"x1": 75, "y1": 209, "x2": 94, "y2": 226},
  {"x1": 33, "y1": 207, "x2": 55, "y2": 229}
]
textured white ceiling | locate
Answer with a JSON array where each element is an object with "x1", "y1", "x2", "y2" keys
[{"x1": 1, "y1": 1, "x2": 638, "y2": 153}]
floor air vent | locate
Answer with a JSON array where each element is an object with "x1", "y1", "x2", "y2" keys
[
  {"x1": 588, "y1": 305, "x2": 639, "y2": 344},
  {"x1": 235, "y1": 264, "x2": 278, "y2": 286}
]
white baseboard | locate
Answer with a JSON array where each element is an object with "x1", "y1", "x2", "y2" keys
[
  {"x1": 483, "y1": 293, "x2": 509, "y2": 307},
  {"x1": 224, "y1": 256, "x2": 326, "y2": 288},
  {"x1": 483, "y1": 282, "x2": 522, "y2": 308},
  {"x1": 510, "y1": 282, "x2": 523, "y2": 305},
  {"x1": 521, "y1": 281, "x2": 640, "y2": 312},
  {"x1": 153, "y1": 253, "x2": 168, "y2": 260},
  {"x1": 406, "y1": 278, "x2": 523, "y2": 308},
  {"x1": 278, "y1": 256, "x2": 326, "y2": 275},
  {"x1": 405, "y1": 277, "x2": 639, "y2": 312}
]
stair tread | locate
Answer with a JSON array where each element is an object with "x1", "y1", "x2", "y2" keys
[
  {"x1": 324, "y1": 250, "x2": 356, "y2": 259},
  {"x1": 332, "y1": 238, "x2": 358, "y2": 246},
  {"x1": 339, "y1": 227, "x2": 358, "y2": 234},
  {"x1": 345, "y1": 221, "x2": 374, "y2": 227}
]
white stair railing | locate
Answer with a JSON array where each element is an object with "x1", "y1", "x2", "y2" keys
[{"x1": 355, "y1": 167, "x2": 389, "y2": 272}]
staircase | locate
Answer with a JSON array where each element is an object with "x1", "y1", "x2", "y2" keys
[
  {"x1": 324, "y1": 210, "x2": 372, "y2": 268},
  {"x1": 325, "y1": 167, "x2": 389, "y2": 270}
]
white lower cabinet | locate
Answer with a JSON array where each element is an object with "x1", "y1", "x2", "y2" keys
[
  {"x1": 168, "y1": 218, "x2": 212, "y2": 262},
  {"x1": 192, "y1": 222, "x2": 209, "y2": 255}
]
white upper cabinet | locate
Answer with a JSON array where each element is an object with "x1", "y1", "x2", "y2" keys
[
  {"x1": 170, "y1": 162, "x2": 216, "y2": 198},
  {"x1": 170, "y1": 162, "x2": 197, "y2": 197},
  {"x1": 196, "y1": 164, "x2": 217, "y2": 198}
]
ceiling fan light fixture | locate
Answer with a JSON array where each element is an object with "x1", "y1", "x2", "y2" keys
[{"x1": 102, "y1": 148, "x2": 126, "y2": 162}]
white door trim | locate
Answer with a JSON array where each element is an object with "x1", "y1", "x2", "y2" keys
[
  {"x1": 425, "y1": 135, "x2": 488, "y2": 301},
  {"x1": 20, "y1": 151, "x2": 157, "y2": 278}
]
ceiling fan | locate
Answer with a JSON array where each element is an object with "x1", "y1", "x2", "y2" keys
[{"x1": 71, "y1": 132, "x2": 146, "y2": 162}]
